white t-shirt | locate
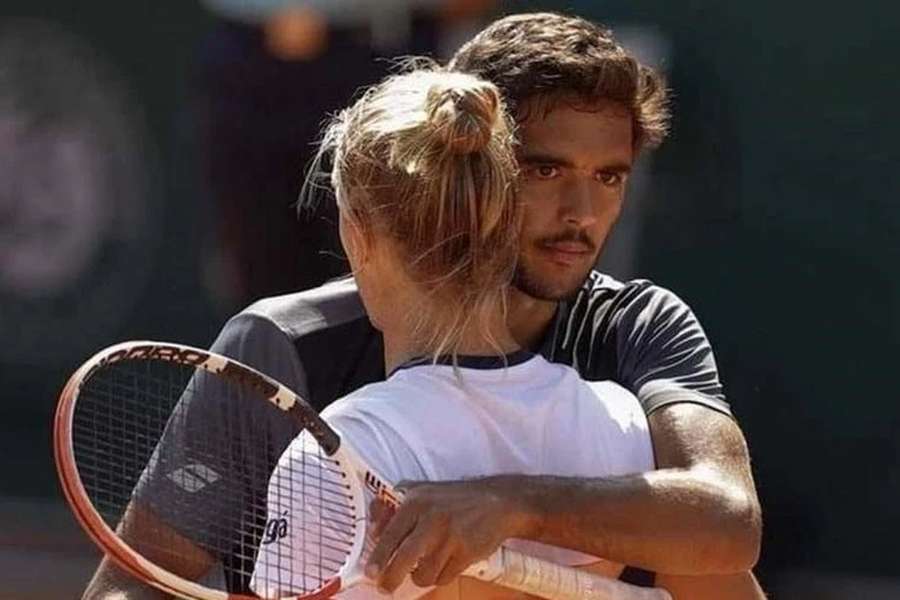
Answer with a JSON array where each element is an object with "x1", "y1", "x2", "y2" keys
[{"x1": 253, "y1": 352, "x2": 654, "y2": 598}]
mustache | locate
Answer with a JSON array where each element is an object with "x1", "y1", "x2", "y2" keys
[{"x1": 536, "y1": 229, "x2": 596, "y2": 252}]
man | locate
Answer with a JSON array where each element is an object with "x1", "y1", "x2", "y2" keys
[
  {"x1": 364, "y1": 13, "x2": 761, "y2": 594},
  {"x1": 84, "y1": 11, "x2": 761, "y2": 599}
]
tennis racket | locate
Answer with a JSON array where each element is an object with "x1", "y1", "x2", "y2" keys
[{"x1": 55, "y1": 340, "x2": 672, "y2": 600}]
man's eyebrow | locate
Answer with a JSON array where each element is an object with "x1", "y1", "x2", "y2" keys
[
  {"x1": 601, "y1": 162, "x2": 633, "y2": 174},
  {"x1": 518, "y1": 152, "x2": 576, "y2": 168},
  {"x1": 519, "y1": 152, "x2": 633, "y2": 174}
]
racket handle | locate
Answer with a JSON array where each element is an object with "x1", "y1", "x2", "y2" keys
[{"x1": 464, "y1": 546, "x2": 673, "y2": 600}]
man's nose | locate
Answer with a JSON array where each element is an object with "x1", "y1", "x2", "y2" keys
[{"x1": 559, "y1": 177, "x2": 599, "y2": 228}]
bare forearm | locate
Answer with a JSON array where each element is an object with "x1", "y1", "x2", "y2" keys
[
  {"x1": 83, "y1": 502, "x2": 213, "y2": 600},
  {"x1": 367, "y1": 405, "x2": 761, "y2": 590},
  {"x1": 517, "y1": 466, "x2": 757, "y2": 574},
  {"x1": 656, "y1": 571, "x2": 766, "y2": 599},
  {"x1": 83, "y1": 557, "x2": 173, "y2": 600},
  {"x1": 516, "y1": 405, "x2": 761, "y2": 575}
]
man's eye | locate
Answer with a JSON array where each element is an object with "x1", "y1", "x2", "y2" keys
[
  {"x1": 597, "y1": 171, "x2": 623, "y2": 186},
  {"x1": 533, "y1": 165, "x2": 559, "y2": 179}
]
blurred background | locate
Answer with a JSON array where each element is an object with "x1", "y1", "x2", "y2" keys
[{"x1": 0, "y1": 1, "x2": 896, "y2": 598}]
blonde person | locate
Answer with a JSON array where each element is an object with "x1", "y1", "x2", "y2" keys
[{"x1": 250, "y1": 67, "x2": 761, "y2": 599}]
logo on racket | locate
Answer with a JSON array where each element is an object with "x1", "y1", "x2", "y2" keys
[
  {"x1": 261, "y1": 511, "x2": 289, "y2": 545},
  {"x1": 84, "y1": 344, "x2": 210, "y2": 381},
  {"x1": 165, "y1": 463, "x2": 220, "y2": 493},
  {"x1": 363, "y1": 471, "x2": 399, "y2": 508}
]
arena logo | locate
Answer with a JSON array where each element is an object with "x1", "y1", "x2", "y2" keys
[{"x1": 0, "y1": 19, "x2": 157, "y2": 366}]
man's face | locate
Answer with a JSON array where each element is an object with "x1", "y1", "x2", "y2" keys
[{"x1": 514, "y1": 99, "x2": 634, "y2": 301}]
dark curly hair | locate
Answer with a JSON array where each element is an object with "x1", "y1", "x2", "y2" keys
[{"x1": 448, "y1": 12, "x2": 670, "y2": 151}]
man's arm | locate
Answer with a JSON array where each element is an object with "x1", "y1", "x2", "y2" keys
[
  {"x1": 519, "y1": 403, "x2": 760, "y2": 574},
  {"x1": 83, "y1": 504, "x2": 215, "y2": 600},
  {"x1": 586, "y1": 281, "x2": 762, "y2": 573},
  {"x1": 646, "y1": 403, "x2": 761, "y2": 571},
  {"x1": 83, "y1": 309, "x2": 310, "y2": 599},
  {"x1": 656, "y1": 571, "x2": 767, "y2": 600},
  {"x1": 84, "y1": 559, "x2": 173, "y2": 600},
  {"x1": 366, "y1": 404, "x2": 760, "y2": 591},
  {"x1": 368, "y1": 408, "x2": 760, "y2": 580}
]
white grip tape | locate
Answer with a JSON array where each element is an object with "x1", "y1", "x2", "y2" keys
[{"x1": 464, "y1": 546, "x2": 673, "y2": 600}]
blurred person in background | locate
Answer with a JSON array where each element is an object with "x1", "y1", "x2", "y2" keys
[{"x1": 195, "y1": 0, "x2": 497, "y2": 310}]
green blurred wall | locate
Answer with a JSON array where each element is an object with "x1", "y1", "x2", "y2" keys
[{"x1": 564, "y1": 0, "x2": 900, "y2": 579}]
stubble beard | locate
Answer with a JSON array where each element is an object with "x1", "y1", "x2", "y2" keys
[{"x1": 512, "y1": 260, "x2": 591, "y2": 302}]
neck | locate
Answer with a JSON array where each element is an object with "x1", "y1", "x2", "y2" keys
[
  {"x1": 382, "y1": 305, "x2": 520, "y2": 374},
  {"x1": 506, "y1": 288, "x2": 559, "y2": 351}
]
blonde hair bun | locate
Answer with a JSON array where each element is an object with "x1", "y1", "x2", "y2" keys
[
  {"x1": 424, "y1": 73, "x2": 502, "y2": 155},
  {"x1": 306, "y1": 66, "x2": 520, "y2": 360}
]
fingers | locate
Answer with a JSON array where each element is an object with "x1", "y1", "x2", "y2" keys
[
  {"x1": 365, "y1": 481, "x2": 504, "y2": 592},
  {"x1": 369, "y1": 498, "x2": 395, "y2": 539},
  {"x1": 367, "y1": 488, "x2": 449, "y2": 593},
  {"x1": 369, "y1": 481, "x2": 415, "y2": 540},
  {"x1": 377, "y1": 525, "x2": 441, "y2": 592},
  {"x1": 435, "y1": 552, "x2": 474, "y2": 587},
  {"x1": 410, "y1": 541, "x2": 454, "y2": 588},
  {"x1": 365, "y1": 506, "x2": 417, "y2": 582}
]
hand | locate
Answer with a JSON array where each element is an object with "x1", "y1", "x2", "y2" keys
[{"x1": 365, "y1": 476, "x2": 540, "y2": 592}]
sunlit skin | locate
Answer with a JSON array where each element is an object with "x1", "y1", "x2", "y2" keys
[{"x1": 507, "y1": 98, "x2": 635, "y2": 348}]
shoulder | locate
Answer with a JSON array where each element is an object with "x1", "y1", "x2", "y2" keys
[
  {"x1": 239, "y1": 276, "x2": 367, "y2": 341},
  {"x1": 575, "y1": 271, "x2": 690, "y2": 319},
  {"x1": 322, "y1": 371, "x2": 471, "y2": 453},
  {"x1": 322, "y1": 380, "x2": 417, "y2": 428},
  {"x1": 529, "y1": 360, "x2": 655, "y2": 473},
  {"x1": 584, "y1": 380, "x2": 648, "y2": 433},
  {"x1": 213, "y1": 277, "x2": 380, "y2": 406},
  {"x1": 582, "y1": 379, "x2": 656, "y2": 472},
  {"x1": 322, "y1": 382, "x2": 432, "y2": 482},
  {"x1": 550, "y1": 271, "x2": 729, "y2": 415},
  {"x1": 216, "y1": 276, "x2": 366, "y2": 360},
  {"x1": 546, "y1": 358, "x2": 646, "y2": 428},
  {"x1": 553, "y1": 271, "x2": 696, "y2": 361}
]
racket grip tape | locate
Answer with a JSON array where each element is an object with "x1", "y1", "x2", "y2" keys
[{"x1": 465, "y1": 546, "x2": 673, "y2": 600}]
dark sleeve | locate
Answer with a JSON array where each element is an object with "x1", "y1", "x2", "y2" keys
[
  {"x1": 613, "y1": 284, "x2": 732, "y2": 417},
  {"x1": 132, "y1": 312, "x2": 306, "y2": 562}
]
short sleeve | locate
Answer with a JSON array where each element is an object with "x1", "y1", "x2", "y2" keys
[
  {"x1": 324, "y1": 408, "x2": 430, "y2": 486},
  {"x1": 132, "y1": 312, "x2": 307, "y2": 559},
  {"x1": 613, "y1": 284, "x2": 733, "y2": 417}
]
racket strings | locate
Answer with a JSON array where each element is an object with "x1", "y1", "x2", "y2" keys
[
  {"x1": 252, "y1": 435, "x2": 358, "y2": 595},
  {"x1": 71, "y1": 358, "x2": 359, "y2": 597}
]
